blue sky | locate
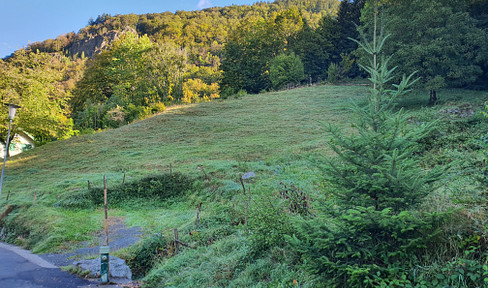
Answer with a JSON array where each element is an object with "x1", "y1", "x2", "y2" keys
[{"x1": 0, "y1": 0, "x2": 259, "y2": 58}]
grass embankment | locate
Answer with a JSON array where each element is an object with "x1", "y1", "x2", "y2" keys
[
  {"x1": 0, "y1": 85, "x2": 362, "y2": 251},
  {"x1": 1, "y1": 85, "x2": 488, "y2": 286}
]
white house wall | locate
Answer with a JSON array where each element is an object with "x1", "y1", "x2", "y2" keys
[{"x1": 0, "y1": 133, "x2": 35, "y2": 158}]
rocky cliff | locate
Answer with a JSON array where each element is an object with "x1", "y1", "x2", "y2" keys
[{"x1": 66, "y1": 26, "x2": 137, "y2": 58}]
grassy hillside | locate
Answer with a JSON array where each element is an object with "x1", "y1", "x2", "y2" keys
[
  {"x1": 6, "y1": 85, "x2": 364, "y2": 203},
  {"x1": 1, "y1": 85, "x2": 488, "y2": 286}
]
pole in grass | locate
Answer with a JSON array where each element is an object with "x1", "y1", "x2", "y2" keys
[
  {"x1": 0, "y1": 103, "x2": 21, "y2": 202},
  {"x1": 100, "y1": 175, "x2": 110, "y2": 283}
]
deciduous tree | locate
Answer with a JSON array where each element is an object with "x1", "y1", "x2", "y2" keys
[{"x1": 0, "y1": 50, "x2": 75, "y2": 145}]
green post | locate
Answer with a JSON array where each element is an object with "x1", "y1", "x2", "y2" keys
[{"x1": 100, "y1": 245, "x2": 110, "y2": 283}]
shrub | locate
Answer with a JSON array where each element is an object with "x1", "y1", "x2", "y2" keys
[
  {"x1": 149, "y1": 102, "x2": 166, "y2": 114},
  {"x1": 235, "y1": 89, "x2": 248, "y2": 98},
  {"x1": 289, "y1": 207, "x2": 444, "y2": 287},
  {"x1": 269, "y1": 53, "x2": 305, "y2": 90},
  {"x1": 88, "y1": 172, "x2": 195, "y2": 206},
  {"x1": 279, "y1": 182, "x2": 313, "y2": 217},
  {"x1": 182, "y1": 78, "x2": 220, "y2": 103},
  {"x1": 220, "y1": 87, "x2": 235, "y2": 99},
  {"x1": 248, "y1": 195, "x2": 292, "y2": 254},
  {"x1": 339, "y1": 52, "x2": 355, "y2": 79},
  {"x1": 327, "y1": 62, "x2": 338, "y2": 84},
  {"x1": 125, "y1": 233, "x2": 168, "y2": 278},
  {"x1": 57, "y1": 189, "x2": 95, "y2": 209}
]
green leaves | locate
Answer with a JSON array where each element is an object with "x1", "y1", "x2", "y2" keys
[
  {"x1": 378, "y1": 0, "x2": 487, "y2": 99},
  {"x1": 291, "y1": 2, "x2": 446, "y2": 286},
  {"x1": 72, "y1": 33, "x2": 189, "y2": 129},
  {"x1": 269, "y1": 52, "x2": 305, "y2": 90},
  {"x1": 0, "y1": 50, "x2": 76, "y2": 144},
  {"x1": 221, "y1": 8, "x2": 305, "y2": 94}
]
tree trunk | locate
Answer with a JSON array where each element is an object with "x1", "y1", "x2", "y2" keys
[{"x1": 429, "y1": 89, "x2": 437, "y2": 106}]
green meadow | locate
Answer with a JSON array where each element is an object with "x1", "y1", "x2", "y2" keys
[{"x1": 2, "y1": 84, "x2": 488, "y2": 286}]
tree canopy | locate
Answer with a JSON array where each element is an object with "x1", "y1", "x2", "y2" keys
[
  {"x1": 0, "y1": 50, "x2": 78, "y2": 144},
  {"x1": 1, "y1": 0, "x2": 487, "y2": 142},
  {"x1": 359, "y1": 0, "x2": 488, "y2": 104}
]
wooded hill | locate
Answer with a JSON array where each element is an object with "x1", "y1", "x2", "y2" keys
[
  {"x1": 31, "y1": 0, "x2": 340, "y2": 57},
  {"x1": 0, "y1": 0, "x2": 342, "y2": 141},
  {"x1": 0, "y1": 0, "x2": 487, "y2": 145}
]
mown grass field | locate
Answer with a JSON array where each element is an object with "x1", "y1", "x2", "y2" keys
[
  {"x1": 1, "y1": 84, "x2": 488, "y2": 286},
  {"x1": 4, "y1": 85, "x2": 364, "y2": 210}
]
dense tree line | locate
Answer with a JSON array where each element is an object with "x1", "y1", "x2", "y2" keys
[
  {"x1": 1, "y1": 0, "x2": 487, "y2": 140},
  {"x1": 221, "y1": 0, "x2": 365, "y2": 93},
  {"x1": 359, "y1": 0, "x2": 488, "y2": 104}
]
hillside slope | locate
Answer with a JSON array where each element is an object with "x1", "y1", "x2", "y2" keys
[
  {"x1": 1, "y1": 85, "x2": 488, "y2": 286},
  {"x1": 5, "y1": 85, "x2": 363, "y2": 204}
]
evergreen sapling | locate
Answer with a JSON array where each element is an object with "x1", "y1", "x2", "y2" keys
[{"x1": 290, "y1": 4, "x2": 443, "y2": 286}]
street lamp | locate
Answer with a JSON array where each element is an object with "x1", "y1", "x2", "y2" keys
[{"x1": 0, "y1": 103, "x2": 21, "y2": 201}]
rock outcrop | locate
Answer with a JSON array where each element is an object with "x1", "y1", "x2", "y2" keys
[{"x1": 66, "y1": 26, "x2": 137, "y2": 58}]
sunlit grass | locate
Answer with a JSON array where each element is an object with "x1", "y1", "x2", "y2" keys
[
  {"x1": 3, "y1": 85, "x2": 366, "y2": 205},
  {"x1": 1, "y1": 85, "x2": 487, "y2": 256}
]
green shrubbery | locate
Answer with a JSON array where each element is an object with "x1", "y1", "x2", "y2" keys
[
  {"x1": 269, "y1": 53, "x2": 305, "y2": 90},
  {"x1": 57, "y1": 189, "x2": 94, "y2": 209},
  {"x1": 57, "y1": 172, "x2": 195, "y2": 208},
  {"x1": 248, "y1": 195, "x2": 292, "y2": 254},
  {"x1": 125, "y1": 233, "x2": 168, "y2": 278}
]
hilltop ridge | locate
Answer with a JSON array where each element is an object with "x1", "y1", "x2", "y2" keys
[{"x1": 27, "y1": 0, "x2": 340, "y2": 58}]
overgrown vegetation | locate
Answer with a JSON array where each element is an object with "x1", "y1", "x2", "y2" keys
[
  {"x1": 1, "y1": 78, "x2": 487, "y2": 287},
  {"x1": 0, "y1": 0, "x2": 488, "y2": 287},
  {"x1": 57, "y1": 172, "x2": 195, "y2": 209}
]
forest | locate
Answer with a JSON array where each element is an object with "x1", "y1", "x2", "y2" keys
[
  {"x1": 1, "y1": 0, "x2": 488, "y2": 287},
  {"x1": 1, "y1": 0, "x2": 485, "y2": 140}
]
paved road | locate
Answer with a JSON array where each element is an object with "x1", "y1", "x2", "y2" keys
[{"x1": 0, "y1": 243, "x2": 96, "y2": 288}]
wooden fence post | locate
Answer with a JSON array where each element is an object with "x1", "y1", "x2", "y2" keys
[
  {"x1": 196, "y1": 203, "x2": 202, "y2": 230},
  {"x1": 104, "y1": 175, "x2": 109, "y2": 246},
  {"x1": 174, "y1": 228, "x2": 179, "y2": 254}
]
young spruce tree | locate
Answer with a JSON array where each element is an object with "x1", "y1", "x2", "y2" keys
[{"x1": 291, "y1": 2, "x2": 442, "y2": 287}]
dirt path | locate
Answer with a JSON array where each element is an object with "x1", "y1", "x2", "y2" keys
[{"x1": 40, "y1": 217, "x2": 142, "y2": 267}]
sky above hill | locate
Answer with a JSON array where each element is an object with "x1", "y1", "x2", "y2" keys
[{"x1": 0, "y1": 0, "x2": 258, "y2": 58}]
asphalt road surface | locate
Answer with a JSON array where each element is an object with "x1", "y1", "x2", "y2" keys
[{"x1": 0, "y1": 242, "x2": 96, "y2": 288}]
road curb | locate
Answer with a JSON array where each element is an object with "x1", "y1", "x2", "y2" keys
[{"x1": 0, "y1": 241, "x2": 57, "y2": 268}]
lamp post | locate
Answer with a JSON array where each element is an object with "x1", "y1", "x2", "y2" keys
[{"x1": 0, "y1": 103, "x2": 21, "y2": 201}]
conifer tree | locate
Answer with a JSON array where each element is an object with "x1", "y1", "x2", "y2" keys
[
  {"x1": 323, "y1": 2, "x2": 434, "y2": 212},
  {"x1": 290, "y1": 2, "x2": 442, "y2": 286}
]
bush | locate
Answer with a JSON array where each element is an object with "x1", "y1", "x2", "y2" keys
[
  {"x1": 279, "y1": 182, "x2": 313, "y2": 217},
  {"x1": 88, "y1": 172, "x2": 195, "y2": 206},
  {"x1": 290, "y1": 207, "x2": 444, "y2": 287},
  {"x1": 269, "y1": 53, "x2": 305, "y2": 90},
  {"x1": 220, "y1": 87, "x2": 235, "y2": 99},
  {"x1": 235, "y1": 89, "x2": 248, "y2": 98},
  {"x1": 327, "y1": 62, "x2": 338, "y2": 84},
  {"x1": 248, "y1": 195, "x2": 292, "y2": 254},
  {"x1": 125, "y1": 233, "x2": 168, "y2": 278},
  {"x1": 56, "y1": 189, "x2": 95, "y2": 209}
]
